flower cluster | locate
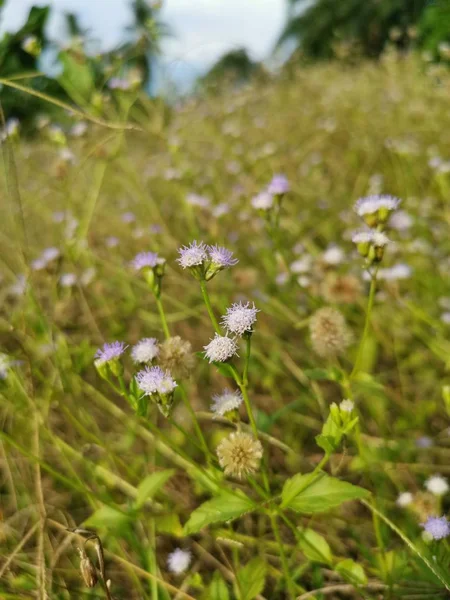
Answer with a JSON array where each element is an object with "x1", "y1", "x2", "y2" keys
[
  {"x1": 352, "y1": 193, "x2": 401, "y2": 265},
  {"x1": 94, "y1": 341, "x2": 128, "y2": 377},
  {"x1": 136, "y1": 365, "x2": 177, "y2": 417},
  {"x1": 210, "y1": 389, "x2": 243, "y2": 418},
  {"x1": 221, "y1": 302, "x2": 259, "y2": 336},
  {"x1": 251, "y1": 174, "x2": 289, "y2": 216},
  {"x1": 131, "y1": 251, "x2": 166, "y2": 296},
  {"x1": 177, "y1": 241, "x2": 238, "y2": 281},
  {"x1": 131, "y1": 338, "x2": 159, "y2": 364}
]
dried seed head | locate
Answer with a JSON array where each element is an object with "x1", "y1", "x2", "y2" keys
[
  {"x1": 321, "y1": 273, "x2": 362, "y2": 304},
  {"x1": 216, "y1": 431, "x2": 263, "y2": 479},
  {"x1": 309, "y1": 307, "x2": 352, "y2": 358},
  {"x1": 159, "y1": 336, "x2": 195, "y2": 378},
  {"x1": 78, "y1": 548, "x2": 98, "y2": 588}
]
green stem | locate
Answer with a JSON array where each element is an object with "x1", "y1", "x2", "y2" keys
[
  {"x1": 154, "y1": 294, "x2": 209, "y2": 462},
  {"x1": 179, "y1": 385, "x2": 212, "y2": 464},
  {"x1": 350, "y1": 268, "x2": 378, "y2": 380},
  {"x1": 155, "y1": 294, "x2": 171, "y2": 340},
  {"x1": 243, "y1": 334, "x2": 251, "y2": 386},
  {"x1": 229, "y1": 364, "x2": 258, "y2": 440},
  {"x1": 199, "y1": 278, "x2": 221, "y2": 334},
  {"x1": 270, "y1": 513, "x2": 296, "y2": 599}
]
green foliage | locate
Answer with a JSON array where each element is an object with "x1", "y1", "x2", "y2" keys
[
  {"x1": 419, "y1": 1, "x2": 450, "y2": 57},
  {"x1": 298, "y1": 528, "x2": 333, "y2": 565},
  {"x1": 207, "y1": 572, "x2": 230, "y2": 600},
  {"x1": 201, "y1": 48, "x2": 265, "y2": 89},
  {"x1": 134, "y1": 469, "x2": 175, "y2": 509},
  {"x1": 184, "y1": 490, "x2": 255, "y2": 535},
  {"x1": 335, "y1": 558, "x2": 367, "y2": 585},
  {"x1": 279, "y1": 0, "x2": 433, "y2": 59},
  {"x1": 236, "y1": 557, "x2": 267, "y2": 600},
  {"x1": 84, "y1": 505, "x2": 132, "y2": 533},
  {"x1": 282, "y1": 472, "x2": 369, "y2": 513}
]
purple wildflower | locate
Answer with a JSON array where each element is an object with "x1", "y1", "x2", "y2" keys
[
  {"x1": 95, "y1": 341, "x2": 128, "y2": 365},
  {"x1": 204, "y1": 335, "x2": 238, "y2": 363},
  {"x1": 42, "y1": 247, "x2": 60, "y2": 262},
  {"x1": 136, "y1": 365, "x2": 177, "y2": 395},
  {"x1": 423, "y1": 516, "x2": 450, "y2": 540},
  {"x1": 131, "y1": 251, "x2": 161, "y2": 271},
  {"x1": 131, "y1": 338, "x2": 159, "y2": 364},
  {"x1": 177, "y1": 241, "x2": 208, "y2": 269},
  {"x1": 354, "y1": 194, "x2": 401, "y2": 217},
  {"x1": 221, "y1": 302, "x2": 259, "y2": 336},
  {"x1": 267, "y1": 174, "x2": 290, "y2": 195},
  {"x1": 208, "y1": 245, "x2": 238, "y2": 268}
]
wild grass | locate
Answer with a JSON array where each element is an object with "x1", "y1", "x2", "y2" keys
[{"x1": 1, "y1": 53, "x2": 450, "y2": 599}]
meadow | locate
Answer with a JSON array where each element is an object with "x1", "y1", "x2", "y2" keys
[{"x1": 1, "y1": 53, "x2": 450, "y2": 599}]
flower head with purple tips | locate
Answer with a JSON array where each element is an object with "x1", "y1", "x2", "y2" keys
[
  {"x1": 208, "y1": 245, "x2": 238, "y2": 269},
  {"x1": 131, "y1": 338, "x2": 159, "y2": 364},
  {"x1": 131, "y1": 252, "x2": 162, "y2": 271},
  {"x1": 136, "y1": 365, "x2": 177, "y2": 396},
  {"x1": 95, "y1": 341, "x2": 128, "y2": 365},
  {"x1": 267, "y1": 174, "x2": 290, "y2": 195},
  {"x1": 177, "y1": 241, "x2": 208, "y2": 269},
  {"x1": 221, "y1": 302, "x2": 258, "y2": 336},
  {"x1": 423, "y1": 516, "x2": 450, "y2": 540},
  {"x1": 204, "y1": 335, "x2": 238, "y2": 363}
]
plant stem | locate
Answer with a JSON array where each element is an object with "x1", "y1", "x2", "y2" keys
[
  {"x1": 270, "y1": 513, "x2": 296, "y2": 599},
  {"x1": 243, "y1": 334, "x2": 251, "y2": 386},
  {"x1": 155, "y1": 295, "x2": 210, "y2": 462},
  {"x1": 199, "y1": 278, "x2": 221, "y2": 334},
  {"x1": 229, "y1": 364, "x2": 258, "y2": 440},
  {"x1": 155, "y1": 294, "x2": 171, "y2": 340},
  {"x1": 178, "y1": 385, "x2": 212, "y2": 464},
  {"x1": 350, "y1": 268, "x2": 378, "y2": 380}
]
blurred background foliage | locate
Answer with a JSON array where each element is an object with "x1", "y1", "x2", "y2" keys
[{"x1": 0, "y1": 0, "x2": 450, "y2": 127}]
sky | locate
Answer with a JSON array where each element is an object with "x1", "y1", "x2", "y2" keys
[{"x1": 0, "y1": 0, "x2": 286, "y2": 88}]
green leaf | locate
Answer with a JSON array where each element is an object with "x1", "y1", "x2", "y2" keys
[
  {"x1": 335, "y1": 559, "x2": 367, "y2": 585},
  {"x1": 134, "y1": 469, "x2": 175, "y2": 509},
  {"x1": 84, "y1": 505, "x2": 131, "y2": 532},
  {"x1": 58, "y1": 50, "x2": 95, "y2": 106},
  {"x1": 212, "y1": 361, "x2": 235, "y2": 378},
  {"x1": 237, "y1": 557, "x2": 266, "y2": 600},
  {"x1": 304, "y1": 367, "x2": 343, "y2": 382},
  {"x1": 281, "y1": 472, "x2": 369, "y2": 513},
  {"x1": 208, "y1": 571, "x2": 230, "y2": 600},
  {"x1": 298, "y1": 528, "x2": 332, "y2": 565},
  {"x1": 154, "y1": 513, "x2": 183, "y2": 536},
  {"x1": 183, "y1": 490, "x2": 254, "y2": 535},
  {"x1": 315, "y1": 434, "x2": 337, "y2": 454},
  {"x1": 304, "y1": 368, "x2": 331, "y2": 380}
]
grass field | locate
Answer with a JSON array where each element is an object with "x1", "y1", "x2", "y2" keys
[{"x1": 1, "y1": 53, "x2": 450, "y2": 599}]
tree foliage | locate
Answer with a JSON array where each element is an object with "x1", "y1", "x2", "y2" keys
[{"x1": 279, "y1": 0, "x2": 439, "y2": 59}]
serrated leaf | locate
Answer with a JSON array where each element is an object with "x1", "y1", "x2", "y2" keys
[
  {"x1": 183, "y1": 490, "x2": 254, "y2": 535},
  {"x1": 208, "y1": 571, "x2": 230, "y2": 600},
  {"x1": 335, "y1": 559, "x2": 367, "y2": 585},
  {"x1": 135, "y1": 469, "x2": 175, "y2": 509},
  {"x1": 237, "y1": 557, "x2": 266, "y2": 600},
  {"x1": 281, "y1": 472, "x2": 369, "y2": 513},
  {"x1": 298, "y1": 528, "x2": 332, "y2": 564},
  {"x1": 84, "y1": 505, "x2": 131, "y2": 532}
]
